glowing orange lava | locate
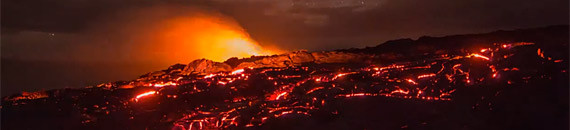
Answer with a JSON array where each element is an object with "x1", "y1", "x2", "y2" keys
[
  {"x1": 149, "y1": 15, "x2": 278, "y2": 62},
  {"x1": 417, "y1": 74, "x2": 436, "y2": 79},
  {"x1": 135, "y1": 91, "x2": 157, "y2": 102},
  {"x1": 148, "y1": 81, "x2": 178, "y2": 87},
  {"x1": 231, "y1": 69, "x2": 245, "y2": 75},
  {"x1": 469, "y1": 54, "x2": 490, "y2": 60}
]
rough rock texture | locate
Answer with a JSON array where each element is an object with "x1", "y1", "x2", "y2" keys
[
  {"x1": 162, "y1": 51, "x2": 374, "y2": 75},
  {"x1": 234, "y1": 50, "x2": 373, "y2": 70},
  {"x1": 183, "y1": 59, "x2": 233, "y2": 74},
  {"x1": 164, "y1": 25, "x2": 570, "y2": 75},
  {"x1": 288, "y1": 50, "x2": 315, "y2": 64},
  {"x1": 2, "y1": 25, "x2": 568, "y2": 130},
  {"x1": 235, "y1": 54, "x2": 293, "y2": 69},
  {"x1": 311, "y1": 51, "x2": 370, "y2": 64}
]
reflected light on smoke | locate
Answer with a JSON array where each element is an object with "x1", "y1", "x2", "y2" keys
[{"x1": 149, "y1": 15, "x2": 278, "y2": 63}]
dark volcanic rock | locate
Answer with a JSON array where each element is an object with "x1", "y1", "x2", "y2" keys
[
  {"x1": 175, "y1": 50, "x2": 374, "y2": 74},
  {"x1": 2, "y1": 25, "x2": 568, "y2": 130},
  {"x1": 310, "y1": 51, "x2": 371, "y2": 64},
  {"x1": 183, "y1": 59, "x2": 232, "y2": 74}
]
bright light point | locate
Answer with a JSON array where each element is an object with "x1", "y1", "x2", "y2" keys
[
  {"x1": 151, "y1": 82, "x2": 178, "y2": 87},
  {"x1": 135, "y1": 91, "x2": 157, "y2": 102},
  {"x1": 406, "y1": 79, "x2": 418, "y2": 85},
  {"x1": 470, "y1": 54, "x2": 490, "y2": 60},
  {"x1": 417, "y1": 74, "x2": 436, "y2": 79},
  {"x1": 204, "y1": 74, "x2": 216, "y2": 79},
  {"x1": 391, "y1": 89, "x2": 410, "y2": 94},
  {"x1": 275, "y1": 92, "x2": 288, "y2": 100},
  {"x1": 231, "y1": 69, "x2": 245, "y2": 75}
]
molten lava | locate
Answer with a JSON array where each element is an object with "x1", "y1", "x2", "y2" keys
[
  {"x1": 3, "y1": 40, "x2": 567, "y2": 129},
  {"x1": 134, "y1": 91, "x2": 157, "y2": 102}
]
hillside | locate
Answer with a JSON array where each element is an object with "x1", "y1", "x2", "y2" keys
[{"x1": 2, "y1": 25, "x2": 568, "y2": 130}]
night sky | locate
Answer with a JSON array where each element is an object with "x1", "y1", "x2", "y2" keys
[{"x1": 1, "y1": 0, "x2": 568, "y2": 95}]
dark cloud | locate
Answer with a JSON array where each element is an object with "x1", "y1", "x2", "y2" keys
[
  {"x1": 207, "y1": 0, "x2": 569, "y2": 50},
  {"x1": 3, "y1": 0, "x2": 567, "y2": 46},
  {"x1": 1, "y1": 0, "x2": 210, "y2": 33},
  {"x1": 1, "y1": 0, "x2": 568, "y2": 59}
]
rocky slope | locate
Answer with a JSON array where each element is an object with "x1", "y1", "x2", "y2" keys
[
  {"x1": 140, "y1": 25, "x2": 568, "y2": 76},
  {"x1": 2, "y1": 25, "x2": 568, "y2": 130},
  {"x1": 142, "y1": 50, "x2": 374, "y2": 77}
]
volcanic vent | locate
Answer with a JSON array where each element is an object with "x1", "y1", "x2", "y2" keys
[{"x1": 2, "y1": 25, "x2": 568, "y2": 129}]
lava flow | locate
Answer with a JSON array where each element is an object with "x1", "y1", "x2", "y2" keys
[{"x1": 2, "y1": 27, "x2": 568, "y2": 130}]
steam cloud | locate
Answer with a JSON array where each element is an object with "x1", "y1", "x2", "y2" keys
[{"x1": 71, "y1": 5, "x2": 277, "y2": 64}]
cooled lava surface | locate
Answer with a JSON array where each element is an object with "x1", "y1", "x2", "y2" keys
[{"x1": 2, "y1": 26, "x2": 568, "y2": 130}]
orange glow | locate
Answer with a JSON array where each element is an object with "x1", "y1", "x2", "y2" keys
[
  {"x1": 135, "y1": 91, "x2": 157, "y2": 102},
  {"x1": 146, "y1": 14, "x2": 278, "y2": 63},
  {"x1": 339, "y1": 93, "x2": 372, "y2": 97},
  {"x1": 406, "y1": 79, "x2": 418, "y2": 85},
  {"x1": 390, "y1": 89, "x2": 410, "y2": 94},
  {"x1": 332, "y1": 72, "x2": 355, "y2": 80},
  {"x1": 231, "y1": 69, "x2": 245, "y2": 75},
  {"x1": 416, "y1": 90, "x2": 423, "y2": 97},
  {"x1": 537, "y1": 48, "x2": 545, "y2": 58},
  {"x1": 275, "y1": 92, "x2": 288, "y2": 100},
  {"x1": 9, "y1": 91, "x2": 48, "y2": 101},
  {"x1": 149, "y1": 81, "x2": 178, "y2": 87},
  {"x1": 122, "y1": 41, "x2": 549, "y2": 128},
  {"x1": 204, "y1": 74, "x2": 217, "y2": 79},
  {"x1": 469, "y1": 54, "x2": 490, "y2": 60},
  {"x1": 417, "y1": 74, "x2": 436, "y2": 79},
  {"x1": 306, "y1": 87, "x2": 324, "y2": 94},
  {"x1": 314, "y1": 78, "x2": 321, "y2": 82},
  {"x1": 268, "y1": 91, "x2": 289, "y2": 100},
  {"x1": 336, "y1": 73, "x2": 348, "y2": 77},
  {"x1": 218, "y1": 81, "x2": 227, "y2": 85}
]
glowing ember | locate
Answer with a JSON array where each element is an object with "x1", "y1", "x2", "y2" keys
[
  {"x1": 469, "y1": 54, "x2": 490, "y2": 60},
  {"x1": 406, "y1": 79, "x2": 418, "y2": 85},
  {"x1": 332, "y1": 72, "x2": 355, "y2": 80},
  {"x1": 149, "y1": 81, "x2": 178, "y2": 87},
  {"x1": 275, "y1": 92, "x2": 288, "y2": 100},
  {"x1": 231, "y1": 69, "x2": 245, "y2": 75},
  {"x1": 135, "y1": 91, "x2": 157, "y2": 102},
  {"x1": 537, "y1": 48, "x2": 545, "y2": 58},
  {"x1": 217, "y1": 81, "x2": 227, "y2": 85},
  {"x1": 6, "y1": 40, "x2": 565, "y2": 130},
  {"x1": 390, "y1": 89, "x2": 410, "y2": 95},
  {"x1": 306, "y1": 87, "x2": 324, "y2": 94},
  {"x1": 204, "y1": 74, "x2": 217, "y2": 79},
  {"x1": 417, "y1": 74, "x2": 436, "y2": 79},
  {"x1": 8, "y1": 91, "x2": 48, "y2": 101},
  {"x1": 314, "y1": 78, "x2": 322, "y2": 82}
]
